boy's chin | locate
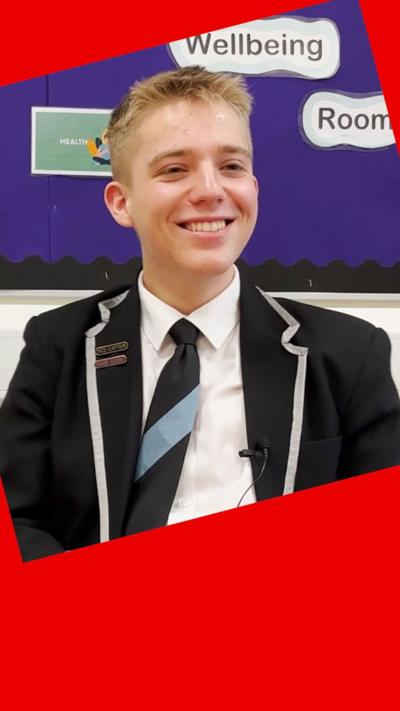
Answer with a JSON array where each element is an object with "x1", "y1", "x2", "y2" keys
[{"x1": 184, "y1": 253, "x2": 238, "y2": 278}]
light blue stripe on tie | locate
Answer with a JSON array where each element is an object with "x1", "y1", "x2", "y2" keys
[{"x1": 134, "y1": 385, "x2": 200, "y2": 482}]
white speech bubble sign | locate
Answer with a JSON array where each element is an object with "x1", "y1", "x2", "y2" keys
[
  {"x1": 168, "y1": 17, "x2": 340, "y2": 79},
  {"x1": 301, "y1": 92, "x2": 395, "y2": 149}
]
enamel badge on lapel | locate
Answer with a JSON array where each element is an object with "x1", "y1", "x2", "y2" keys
[
  {"x1": 95, "y1": 341, "x2": 129, "y2": 368},
  {"x1": 95, "y1": 354, "x2": 128, "y2": 369},
  {"x1": 95, "y1": 341, "x2": 129, "y2": 356}
]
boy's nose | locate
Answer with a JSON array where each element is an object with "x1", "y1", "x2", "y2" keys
[{"x1": 189, "y1": 165, "x2": 225, "y2": 203}]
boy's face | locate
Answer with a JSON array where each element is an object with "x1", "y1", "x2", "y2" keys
[{"x1": 105, "y1": 98, "x2": 258, "y2": 285}]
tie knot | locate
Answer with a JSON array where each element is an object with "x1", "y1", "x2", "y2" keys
[{"x1": 169, "y1": 319, "x2": 199, "y2": 347}]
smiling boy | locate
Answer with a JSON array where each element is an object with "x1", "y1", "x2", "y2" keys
[
  {"x1": 104, "y1": 72, "x2": 258, "y2": 313},
  {"x1": 1, "y1": 66, "x2": 400, "y2": 561}
]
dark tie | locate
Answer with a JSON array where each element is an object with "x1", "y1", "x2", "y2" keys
[{"x1": 125, "y1": 319, "x2": 200, "y2": 535}]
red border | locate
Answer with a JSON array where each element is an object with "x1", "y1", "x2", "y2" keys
[{"x1": 1, "y1": 1, "x2": 399, "y2": 705}]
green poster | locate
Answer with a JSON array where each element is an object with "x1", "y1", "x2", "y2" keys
[{"x1": 31, "y1": 107, "x2": 112, "y2": 176}]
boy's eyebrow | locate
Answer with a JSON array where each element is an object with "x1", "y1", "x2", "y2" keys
[
  {"x1": 148, "y1": 149, "x2": 189, "y2": 168},
  {"x1": 148, "y1": 144, "x2": 252, "y2": 168},
  {"x1": 219, "y1": 144, "x2": 252, "y2": 159}
]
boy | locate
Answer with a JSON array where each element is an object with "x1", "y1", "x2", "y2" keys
[{"x1": 1, "y1": 66, "x2": 400, "y2": 561}]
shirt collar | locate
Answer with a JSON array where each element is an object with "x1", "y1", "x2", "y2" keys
[{"x1": 138, "y1": 266, "x2": 240, "y2": 351}]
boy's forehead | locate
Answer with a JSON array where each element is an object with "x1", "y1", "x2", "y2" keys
[{"x1": 132, "y1": 98, "x2": 252, "y2": 161}]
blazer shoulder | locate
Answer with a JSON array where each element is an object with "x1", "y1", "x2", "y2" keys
[
  {"x1": 238, "y1": 261, "x2": 378, "y2": 344},
  {"x1": 29, "y1": 284, "x2": 134, "y2": 337},
  {"x1": 270, "y1": 296, "x2": 394, "y2": 406},
  {"x1": 275, "y1": 296, "x2": 377, "y2": 341}
]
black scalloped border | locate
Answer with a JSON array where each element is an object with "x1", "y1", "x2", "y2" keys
[{"x1": 0, "y1": 256, "x2": 399, "y2": 292}]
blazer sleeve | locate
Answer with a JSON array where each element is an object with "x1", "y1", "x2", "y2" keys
[
  {"x1": 338, "y1": 326, "x2": 400, "y2": 478},
  {"x1": 0, "y1": 316, "x2": 66, "y2": 561}
]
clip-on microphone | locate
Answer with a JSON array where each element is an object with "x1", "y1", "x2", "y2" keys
[{"x1": 237, "y1": 436, "x2": 270, "y2": 507}]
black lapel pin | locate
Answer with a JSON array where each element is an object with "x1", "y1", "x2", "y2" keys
[{"x1": 95, "y1": 341, "x2": 129, "y2": 356}]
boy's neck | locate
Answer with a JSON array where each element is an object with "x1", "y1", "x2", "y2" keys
[{"x1": 141, "y1": 266, "x2": 235, "y2": 315}]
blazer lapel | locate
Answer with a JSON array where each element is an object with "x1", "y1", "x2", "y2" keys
[
  {"x1": 85, "y1": 276, "x2": 143, "y2": 541},
  {"x1": 239, "y1": 266, "x2": 308, "y2": 501}
]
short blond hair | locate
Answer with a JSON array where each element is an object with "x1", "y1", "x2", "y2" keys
[{"x1": 106, "y1": 65, "x2": 253, "y2": 183}]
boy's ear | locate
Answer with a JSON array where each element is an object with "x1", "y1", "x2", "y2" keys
[
  {"x1": 104, "y1": 181, "x2": 134, "y2": 228},
  {"x1": 252, "y1": 174, "x2": 259, "y2": 196}
]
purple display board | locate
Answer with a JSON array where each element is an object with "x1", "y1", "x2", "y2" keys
[{"x1": 0, "y1": 0, "x2": 399, "y2": 291}]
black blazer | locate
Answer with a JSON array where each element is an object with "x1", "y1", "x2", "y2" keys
[{"x1": 1, "y1": 263, "x2": 400, "y2": 561}]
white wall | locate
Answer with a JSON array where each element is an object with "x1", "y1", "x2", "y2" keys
[{"x1": 1, "y1": 291, "x2": 400, "y2": 402}]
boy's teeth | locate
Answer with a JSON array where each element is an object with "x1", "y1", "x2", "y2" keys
[{"x1": 185, "y1": 220, "x2": 226, "y2": 232}]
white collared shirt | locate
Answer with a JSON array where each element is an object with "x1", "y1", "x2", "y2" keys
[{"x1": 138, "y1": 266, "x2": 256, "y2": 525}]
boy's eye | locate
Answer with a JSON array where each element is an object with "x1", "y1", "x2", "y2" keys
[
  {"x1": 160, "y1": 165, "x2": 187, "y2": 175},
  {"x1": 222, "y1": 162, "x2": 245, "y2": 171}
]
